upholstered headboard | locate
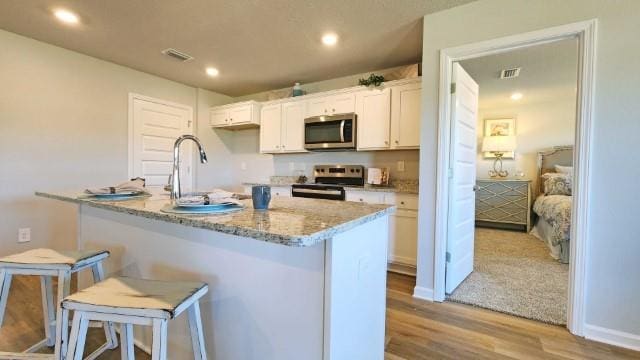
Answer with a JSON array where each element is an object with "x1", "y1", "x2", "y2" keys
[{"x1": 536, "y1": 145, "x2": 574, "y2": 196}]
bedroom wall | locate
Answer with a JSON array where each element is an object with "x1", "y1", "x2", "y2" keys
[
  {"x1": 476, "y1": 95, "x2": 577, "y2": 191},
  {"x1": 417, "y1": 0, "x2": 640, "y2": 345}
]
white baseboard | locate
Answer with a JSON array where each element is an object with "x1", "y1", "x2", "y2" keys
[
  {"x1": 388, "y1": 255, "x2": 417, "y2": 266},
  {"x1": 412, "y1": 286, "x2": 434, "y2": 301},
  {"x1": 584, "y1": 324, "x2": 640, "y2": 351}
]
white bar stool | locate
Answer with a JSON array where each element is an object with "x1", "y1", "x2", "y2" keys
[
  {"x1": 0, "y1": 248, "x2": 118, "y2": 360},
  {"x1": 61, "y1": 276, "x2": 208, "y2": 360}
]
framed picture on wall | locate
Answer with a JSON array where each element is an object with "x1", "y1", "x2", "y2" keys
[{"x1": 483, "y1": 118, "x2": 516, "y2": 158}]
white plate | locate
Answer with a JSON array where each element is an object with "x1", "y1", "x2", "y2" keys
[
  {"x1": 161, "y1": 204, "x2": 244, "y2": 215},
  {"x1": 91, "y1": 192, "x2": 141, "y2": 198},
  {"x1": 175, "y1": 202, "x2": 238, "y2": 208}
]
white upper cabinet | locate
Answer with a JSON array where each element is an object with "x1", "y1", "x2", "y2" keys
[
  {"x1": 259, "y1": 104, "x2": 282, "y2": 153},
  {"x1": 281, "y1": 101, "x2": 306, "y2": 152},
  {"x1": 209, "y1": 101, "x2": 261, "y2": 129},
  {"x1": 260, "y1": 100, "x2": 308, "y2": 154},
  {"x1": 305, "y1": 93, "x2": 355, "y2": 117},
  {"x1": 390, "y1": 82, "x2": 422, "y2": 149},
  {"x1": 356, "y1": 88, "x2": 391, "y2": 150}
]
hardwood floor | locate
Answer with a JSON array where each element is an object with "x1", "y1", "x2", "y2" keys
[{"x1": 0, "y1": 274, "x2": 638, "y2": 359}]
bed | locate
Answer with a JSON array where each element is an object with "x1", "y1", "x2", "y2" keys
[{"x1": 531, "y1": 146, "x2": 573, "y2": 263}]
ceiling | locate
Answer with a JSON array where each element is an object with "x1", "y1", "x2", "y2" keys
[
  {"x1": 459, "y1": 38, "x2": 579, "y2": 110},
  {"x1": 0, "y1": 0, "x2": 476, "y2": 97}
]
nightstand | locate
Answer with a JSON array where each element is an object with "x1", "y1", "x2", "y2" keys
[{"x1": 475, "y1": 179, "x2": 532, "y2": 232}]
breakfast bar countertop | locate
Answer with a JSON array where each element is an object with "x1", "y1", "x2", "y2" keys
[{"x1": 35, "y1": 191, "x2": 394, "y2": 247}]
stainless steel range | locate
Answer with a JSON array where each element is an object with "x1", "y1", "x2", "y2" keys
[{"x1": 291, "y1": 165, "x2": 364, "y2": 201}]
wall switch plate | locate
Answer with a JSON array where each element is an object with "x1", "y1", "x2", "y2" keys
[
  {"x1": 240, "y1": 162, "x2": 247, "y2": 170},
  {"x1": 18, "y1": 228, "x2": 31, "y2": 243},
  {"x1": 397, "y1": 161, "x2": 406, "y2": 172}
]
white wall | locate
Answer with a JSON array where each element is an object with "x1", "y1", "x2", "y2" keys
[
  {"x1": 417, "y1": 0, "x2": 640, "y2": 342},
  {"x1": 0, "y1": 30, "x2": 230, "y2": 256},
  {"x1": 476, "y1": 95, "x2": 577, "y2": 191}
]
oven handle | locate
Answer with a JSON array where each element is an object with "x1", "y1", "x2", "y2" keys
[
  {"x1": 292, "y1": 188, "x2": 343, "y2": 196},
  {"x1": 340, "y1": 120, "x2": 345, "y2": 143}
]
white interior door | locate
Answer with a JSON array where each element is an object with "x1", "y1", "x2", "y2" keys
[
  {"x1": 130, "y1": 95, "x2": 193, "y2": 194},
  {"x1": 445, "y1": 63, "x2": 479, "y2": 294}
]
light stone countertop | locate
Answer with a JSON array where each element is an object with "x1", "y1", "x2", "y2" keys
[{"x1": 36, "y1": 191, "x2": 394, "y2": 247}]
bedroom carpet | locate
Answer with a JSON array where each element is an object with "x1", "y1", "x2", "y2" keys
[{"x1": 447, "y1": 228, "x2": 569, "y2": 325}]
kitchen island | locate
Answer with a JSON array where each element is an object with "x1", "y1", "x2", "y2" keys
[{"x1": 36, "y1": 191, "x2": 394, "y2": 360}]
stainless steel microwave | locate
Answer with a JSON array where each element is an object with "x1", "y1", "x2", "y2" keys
[{"x1": 304, "y1": 113, "x2": 356, "y2": 151}]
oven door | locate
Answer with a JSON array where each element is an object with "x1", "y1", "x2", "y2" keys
[
  {"x1": 304, "y1": 113, "x2": 356, "y2": 150},
  {"x1": 291, "y1": 185, "x2": 345, "y2": 201}
]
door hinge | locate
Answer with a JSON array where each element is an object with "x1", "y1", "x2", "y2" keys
[
  {"x1": 446, "y1": 252, "x2": 451, "y2": 262},
  {"x1": 450, "y1": 83, "x2": 456, "y2": 94}
]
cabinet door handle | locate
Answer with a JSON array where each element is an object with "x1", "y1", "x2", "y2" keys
[
  {"x1": 395, "y1": 140, "x2": 399, "y2": 144},
  {"x1": 225, "y1": 119, "x2": 228, "y2": 122},
  {"x1": 332, "y1": 108, "x2": 336, "y2": 112},
  {"x1": 400, "y1": 201, "x2": 405, "y2": 205},
  {"x1": 230, "y1": 118, "x2": 233, "y2": 122},
  {"x1": 384, "y1": 140, "x2": 389, "y2": 145}
]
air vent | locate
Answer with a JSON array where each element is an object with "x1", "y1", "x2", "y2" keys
[
  {"x1": 161, "y1": 48, "x2": 194, "y2": 62},
  {"x1": 500, "y1": 67, "x2": 521, "y2": 79}
]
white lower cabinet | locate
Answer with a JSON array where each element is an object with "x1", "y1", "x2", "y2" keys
[{"x1": 346, "y1": 191, "x2": 418, "y2": 268}]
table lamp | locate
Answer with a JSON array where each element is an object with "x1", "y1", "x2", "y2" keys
[{"x1": 482, "y1": 135, "x2": 516, "y2": 178}]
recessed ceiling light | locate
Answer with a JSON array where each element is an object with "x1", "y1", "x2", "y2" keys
[
  {"x1": 321, "y1": 33, "x2": 338, "y2": 46},
  {"x1": 510, "y1": 92, "x2": 523, "y2": 101},
  {"x1": 53, "y1": 9, "x2": 79, "y2": 24},
  {"x1": 206, "y1": 67, "x2": 219, "y2": 77}
]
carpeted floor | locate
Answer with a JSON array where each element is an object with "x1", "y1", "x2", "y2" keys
[{"x1": 447, "y1": 228, "x2": 569, "y2": 325}]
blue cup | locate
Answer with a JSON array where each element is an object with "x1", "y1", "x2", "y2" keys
[{"x1": 252, "y1": 185, "x2": 271, "y2": 211}]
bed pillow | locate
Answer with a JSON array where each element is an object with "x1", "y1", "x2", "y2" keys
[
  {"x1": 554, "y1": 165, "x2": 573, "y2": 174},
  {"x1": 542, "y1": 173, "x2": 572, "y2": 195}
]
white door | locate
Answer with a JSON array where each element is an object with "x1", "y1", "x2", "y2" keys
[
  {"x1": 259, "y1": 104, "x2": 282, "y2": 153},
  {"x1": 445, "y1": 63, "x2": 479, "y2": 294},
  {"x1": 356, "y1": 88, "x2": 391, "y2": 150},
  {"x1": 130, "y1": 95, "x2": 193, "y2": 193},
  {"x1": 281, "y1": 101, "x2": 306, "y2": 152},
  {"x1": 390, "y1": 83, "x2": 421, "y2": 148}
]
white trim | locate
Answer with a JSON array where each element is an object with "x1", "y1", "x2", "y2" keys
[
  {"x1": 432, "y1": 20, "x2": 597, "y2": 337},
  {"x1": 584, "y1": 324, "x2": 640, "y2": 351},
  {"x1": 412, "y1": 286, "x2": 434, "y2": 301},
  {"x1": 127, "y1": 93, "x2": 194, "y2": 188},
  {"x1": 388, "y1": 255, "x2": 417, "y2": 267}
]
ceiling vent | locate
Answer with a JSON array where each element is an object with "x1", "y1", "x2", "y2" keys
[
  {"x1": 500, "y1": 67, "x2": 521, "y2": 79},
  {"x1": 161, "y1": 48, "x2": 194, "y2": 62}
]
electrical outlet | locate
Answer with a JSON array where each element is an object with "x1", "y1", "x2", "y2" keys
[
  {"x1": 397, "y1": 161, "x2": 406, "y2": 172},
  {"x1": 240, "y1": 162, "x2": 247, "y2": 170},
  {"x1": 18, "y1": 228, "x2": 31, "y2": 243}
]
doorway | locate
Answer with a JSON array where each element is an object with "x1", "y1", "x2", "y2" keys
[
  {"x1": 432, "y1": 20, "x2": 596, "y2": 335},
  {"x1": 128, "y1": 93, "x2": 194, "y2": 193}
]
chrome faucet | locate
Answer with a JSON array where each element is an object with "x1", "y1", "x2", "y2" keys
[{"x1": 169, "y1": 135, "x2": 207, "y2": 200}]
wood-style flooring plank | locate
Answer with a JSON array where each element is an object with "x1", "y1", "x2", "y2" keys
[{"x1": 1, "y1": 273, "x2": 638, "y2": 359}]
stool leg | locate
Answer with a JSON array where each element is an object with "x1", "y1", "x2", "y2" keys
[
  {"x1": 54, "y1": 270, "x2": 71, "y2": 360},
  {"x1": 91, "y1": 263, "x2": 118, "y2": 349},
  {"x1": 120, "y1": 323, "x2": 135, "y2": 360},
  {"x1": 0, "y1": 270, "x2": 12, "y2": 327},
  {"x1": 67, "y1": 312, "x2": 89, "y2": 360},
  {"x1": 152, "y1": 318, "x2": 168, "y2": 360},
  {"x1": 187, "y1": 302, "x2": 207, "y2": 360},
  {"x1": 40, "y1": 275, "x2": 55, "y2": 347}
]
